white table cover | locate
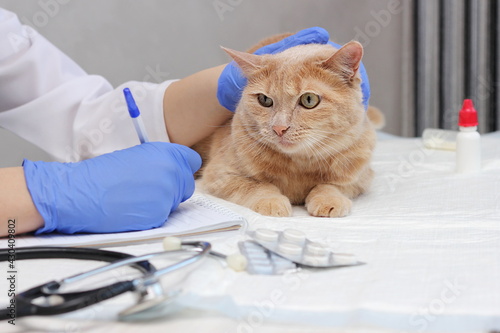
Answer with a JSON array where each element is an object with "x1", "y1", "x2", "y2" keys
[{"x1": 2, "y1": 132, "x2": 499, "y2": 333}]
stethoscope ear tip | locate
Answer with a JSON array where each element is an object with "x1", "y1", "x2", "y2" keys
[
  {"x1": 163, "y1": 237, "x2": 182, "y2": 251},
  {"x1": 226, "y1": 253, "x2": 248, "y2": 272}
]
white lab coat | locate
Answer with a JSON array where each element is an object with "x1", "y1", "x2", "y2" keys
[{"x1": 0, "y1": 8, "x2": 172, "y2": 162}]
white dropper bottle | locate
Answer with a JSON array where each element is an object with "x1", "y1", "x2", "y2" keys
[{"x1": 455, "y1": 99, "x2": 481, "y2": 173}]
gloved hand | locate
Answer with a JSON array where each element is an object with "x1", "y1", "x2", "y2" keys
[
  {"x1": 23, "y1": 142, "x2": 201, "y2": 234},
  {"x1": 217, "y1": 27, "x2": 331, "y2": 112},
  {"x1": 217, "y1": 27, "x2": 370, "y2": 112},
  {"x1": 327, "y1": 41, "x2": 370, "y2": 110}
]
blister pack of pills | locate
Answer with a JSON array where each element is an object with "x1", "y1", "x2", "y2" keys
[
  {"x1": 247, "y1": 228, "x2": 362, "y2": 268},
  {"x1": 238, "y1": 240, "x2": 297, "y2": 275}
]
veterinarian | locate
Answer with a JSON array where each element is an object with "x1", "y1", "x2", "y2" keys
[{"x1": 0, "y1": 8, "x2": 333, "y2": 236}]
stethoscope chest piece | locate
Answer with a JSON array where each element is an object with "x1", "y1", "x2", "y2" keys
[{"x1": 0, "y1": 241, "x2": 211, "y2": 321}]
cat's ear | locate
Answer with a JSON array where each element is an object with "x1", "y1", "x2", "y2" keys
[
  {"x1": 321, "y1": 41, "x2": 363, "y2": 82},
  {"x1": 221, "y1": 47, "x2": 263, "y2": 76}
]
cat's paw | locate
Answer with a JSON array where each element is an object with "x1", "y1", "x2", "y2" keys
[
  {"x1": 249, "y1": 195, "x2": 292, "y2": 217},
  {"x1": 306, "y1": 195, "x2": 352, "y2": 218}
]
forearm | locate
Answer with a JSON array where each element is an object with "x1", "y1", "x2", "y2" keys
[
  {"x1": 163, "y1": 64, "x2": 233, "y2": 146},
  {"x1": 0, "y1": 167, "x2": 43, "y2": 236}
]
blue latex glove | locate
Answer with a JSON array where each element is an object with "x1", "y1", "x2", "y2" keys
[
  {"x1": 327, "y1": 41, "x2": 370, "y2": 110},
  {"x1": 23, "y1": 142, "x2": 201, "y2": 234},
  {"x1": 217, "y1": 27, "x2": 331, "y2": 112},
  {"x1": 217, "y1": 27, "x2": 370, "y2": 111}
]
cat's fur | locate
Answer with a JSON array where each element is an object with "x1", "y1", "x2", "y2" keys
[{"x1": 194, "y1": 35, "x2": 380, "y2": 218}]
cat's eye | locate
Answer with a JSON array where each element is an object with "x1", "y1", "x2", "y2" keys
[
  {"x1": 257, "y1": 94, "x2": 273, "y2": 107},
  {"x1": 300, "y1": 93, "x2": 320, "y2": 109}
]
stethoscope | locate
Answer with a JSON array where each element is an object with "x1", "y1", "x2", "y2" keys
[{"x1": 0, "y1": 240, "x2": 221, "y2": 322}]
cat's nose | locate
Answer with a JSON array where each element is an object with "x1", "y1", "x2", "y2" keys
[{"x1": 272, "y1": 125, "x2": 290, "y2": 137}]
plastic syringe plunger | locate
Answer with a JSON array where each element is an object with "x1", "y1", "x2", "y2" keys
[{"x1": 455, "y1": 99, "x2": 481, "y2": 173}]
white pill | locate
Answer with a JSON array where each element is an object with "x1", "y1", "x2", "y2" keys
[
  {"x1": 303, "y1": 254, "x2": 330, "y2": 266},
  {"x1": 162, "y1": 236, "x2": 182, "y2": 251},
  {"x1": 47, "y1": 295, "x2": 65, "y2": 306},
  {"x1": 278, "y1": 242, "x2": 303, "y2": 256},
  {"x1": 255, "y1": 228, "x2": 279, "y2": 242},
  {"x1": 226, "y1": 253, "x2": 248, "y2": 272},
  {"x1": 282, "y1": 229, "x2": 306, "y2": 244},
  {"x1": 306, "y1": 242, "x2": 328, "y2": 256}
]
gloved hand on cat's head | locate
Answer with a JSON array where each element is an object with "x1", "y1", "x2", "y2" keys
[
  {"x1": 217, "y1": 27, "x2": 370, "y2": 112},
  {"x1": 217, "y1": 27, "x2": 330, "y2": 112},
  {"x1": 23, "y1": 142, "x2": 201, "y2": 234}
]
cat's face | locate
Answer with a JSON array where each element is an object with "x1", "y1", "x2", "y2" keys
[{"x1": 227, "y1": 42, "x2": 366, "y2": 157}]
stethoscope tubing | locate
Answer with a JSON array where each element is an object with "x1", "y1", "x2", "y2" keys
[
  {"x1": 0, "y1": 242, "x2": 210, "y2": 319},
  {"x1": 0, "y1": 246, "x2": 155, "y2": 273},
  {"x1": 0, "y1": 246, "x2": 154, "y2": 319},
  {"x1": 50, "y1": 241, "x2": 211, "y2": 293}
]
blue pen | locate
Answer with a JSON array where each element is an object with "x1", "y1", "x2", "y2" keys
[{"x1": 123, "y1": 88, "x2": 149, "y2": 144}]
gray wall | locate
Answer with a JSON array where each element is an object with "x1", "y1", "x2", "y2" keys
[{"x1": 0, "y1": 0, "x2": 405, "y2": 167}]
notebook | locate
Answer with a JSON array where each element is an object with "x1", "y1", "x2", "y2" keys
[{"x1": 6, "y1": 194, "x2": 246, "y2": 248}]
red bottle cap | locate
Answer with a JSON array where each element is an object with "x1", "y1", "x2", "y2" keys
[{"x1": 458, "y1": 99, "x2": 478, "y2": 127}]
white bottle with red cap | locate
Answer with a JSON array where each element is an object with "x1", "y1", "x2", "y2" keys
[{"x1": 455, "y1": 99, "x2": 481, "y2": 173}]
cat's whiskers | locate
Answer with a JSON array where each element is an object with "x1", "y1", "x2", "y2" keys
[
  {"x1": 231, "y1": 128, "x2": 272, "y2": 159},
  {"x1": 305, "y1": 136, "x2": 337, "y2": 166},
  {"x1": 241, "y1": 139, "x2": 269, "y2": 158},
  {"x1": 309, "y1": 129, "x2": 356, "y2": 149},
  {"x1": 242, "y1": 126, "x2": 276, "y2": 150},
  {"x1": 299, "y1": 139, "x2": 332, "y2": 179},
  {"x1": 305, "y1": 132, "x2": 357, "y2": 172},
  {"x1": 311, "y1": 128, "x2": 358, "y2": 139}
]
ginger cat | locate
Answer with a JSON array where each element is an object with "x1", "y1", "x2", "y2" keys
[{"x1": 195, "y1": 35, "x2": 380, "y2": 218}]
